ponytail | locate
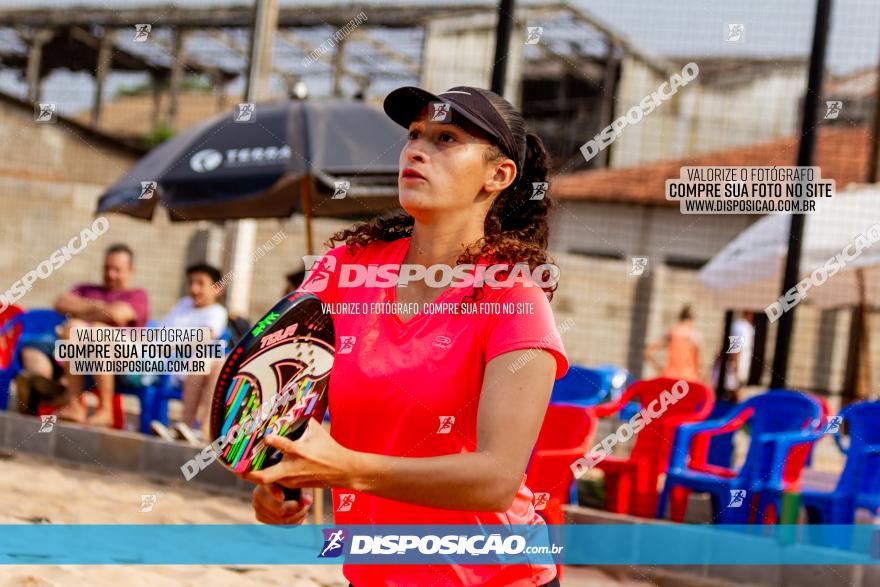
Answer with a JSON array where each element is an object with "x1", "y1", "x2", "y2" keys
[{"x1": 493, "y1": 131, "x2": 552, "y2": 249}]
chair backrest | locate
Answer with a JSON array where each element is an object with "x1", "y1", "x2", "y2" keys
[
  {"x1": 0, "y1": 305, "x2": 23, "y2": 325},
  {"x1": 778, "y1": 391, "x2": 832, "y2": 481},
  {"x1": 632, "y1": 377, "x2": 714, "y2": 418},
  {"x1": 4, "y1": 310, "x2": 66, "y2": 372},
  {"x1": 628, "y1": 377, "x2": 715, "y2": 471},
  {"x1": 807, "y1": 392, "x2": 832, "y2": 422},
  {"x1": 593, "y1": 364, "x2": 634, "y2": 402},
  {"x1": 746, "y1": 389, "x2": 821, "y2": 436},
  {"x1": 533, "y1": 404, "x2": 597, "y2": 453},
  {"x1": 550, "y1": 365, "x2": 608, "y2": 406},
  {"x1": 836, "y1": 401, "x2": 880, "y2": 494},
  {"x1": 11, "y1": 309, "x2": 66, "y2": 334},
  {"x1": 740, "y1": 389, "x2": 822, "y2": 485},
  {"x1": 0, "y1": 305, "x2": 24, "y2": 368},
  {"x1": 528, "y1": 404, "x2": 598, "y2": 502}
]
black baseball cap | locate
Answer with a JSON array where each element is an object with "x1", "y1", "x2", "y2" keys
[{"x1": 383, "y1": 86, "x2": 525, "y2": 182}]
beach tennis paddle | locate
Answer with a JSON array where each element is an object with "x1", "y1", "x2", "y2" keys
[{"x1": 209, "y1": 291, "x2": 334, "y2": 501}]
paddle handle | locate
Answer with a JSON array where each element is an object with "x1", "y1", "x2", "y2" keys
[{"x1": 277, "y1": 484, "x2": 302, "y2": 502}]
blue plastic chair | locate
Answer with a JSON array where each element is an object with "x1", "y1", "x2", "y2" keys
[
  {"x1": 550, "y1": 365, "x2": 609, "y2": 406},
  {"x1": 151, "y1": 374, "x2": 179, "y2": 427},
  {"x1": 0, "y1": 309, "x2": 67, "y2": 411},
  {"x1": 703, "y1": 400, "x2": 737, "y2": 468},
  {"x1": 102, "y1": 375, "x2": 160, "y2": 434},
  {"x1": 656, "y1": 389, "x2": 822, "y2": 523},
  {"x1": 591, "y1": 364, "x2": 640, "y2": 418},
  {"x1": 757, "y1": 400, "x2": 880, "y2": 524},
  {"x1": 593, "y1": 364, "x2": 634, "y2": 401},
  {"x1": 0, "y1": 309, "x2": 162, "y2": 433},
  {"x1": 152, "y1": 326, "x2": 232, "y2": 429}
]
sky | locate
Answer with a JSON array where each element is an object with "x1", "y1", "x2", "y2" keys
[{"x1": 2, "y1": 0, "x2": 878, "y2": 116}]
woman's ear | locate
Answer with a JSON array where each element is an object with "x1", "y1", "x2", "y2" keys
[{"x1": 484, "y1": 158, "x2": 517, "y2": 194}]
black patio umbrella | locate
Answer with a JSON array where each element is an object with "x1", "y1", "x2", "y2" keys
[{"x1": 96, "y1": 98, "x2": 406, "y2": 226}]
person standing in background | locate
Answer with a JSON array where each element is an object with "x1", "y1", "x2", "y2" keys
[
  {"x1": 711, "y1": 311, "x2": 755, "y2": 402},
  {"x1": 644, "y1": 304, "x2": 705, "y2": 383},
  {"x1": 731, "y1": 312, "x2": 755, "y2": 386}
]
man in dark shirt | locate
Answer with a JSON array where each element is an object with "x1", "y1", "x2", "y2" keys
[{"x1": 21, "y1": 243, "x2": 149, "y2": 426}]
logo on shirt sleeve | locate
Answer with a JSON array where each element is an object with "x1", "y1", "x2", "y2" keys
[
  {"x1": 337, "y1": 493, "x2": 356, "y2": 512},
  {"x1": 436, "y1": 416, "x2": 456, "y2": 434}
]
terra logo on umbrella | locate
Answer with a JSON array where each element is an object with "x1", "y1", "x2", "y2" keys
[{"x1": 189, "y1": 145, "x2": 292, "y2": 173}]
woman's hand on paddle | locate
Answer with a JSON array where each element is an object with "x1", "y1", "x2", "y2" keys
[
  {"x1": 241, "y1": 419, "x2": 355, "y2": 489},
  {"x1": 252, "y1": 484, "x2": 312, "y2": 525}
]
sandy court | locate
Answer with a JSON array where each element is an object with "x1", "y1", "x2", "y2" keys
[
  {"x1": 0, "y1": 454, "x2": 653, "y2": 587},
  {"x1": 0, "y1": 453, "x2": 347, "y2": 587}
]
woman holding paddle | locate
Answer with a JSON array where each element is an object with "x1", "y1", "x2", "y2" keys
[{"x1": 241, "y1": 86, "x2": 568, "y2": 587}]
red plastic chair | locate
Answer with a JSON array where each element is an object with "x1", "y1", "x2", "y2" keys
[
  {"x1": 592, "y1": 377, "x2": 715, "y2": 518},
  {"x1": 782, "y1": 392, "x2": 830, "y2": 483},
  {"x1": 526, "y1": 404, "x2": 598, "y2": 581},
  {"x1": 527, "y1": 404, "x2": 599, "y2": 519},
  {"x1": 0, "y1": 304, "x2": 24, "y2": 369},
  {"x1": 37, "y1": 391, "x2": 125, "y2": 430}
]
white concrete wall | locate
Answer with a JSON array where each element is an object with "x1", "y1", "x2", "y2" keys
[
  {"x1": 608, "y1": 57, "x2": 806, "y2": 168},
  {"x1": 421, "y1": 13, "x2": 524, "y2": 107}
]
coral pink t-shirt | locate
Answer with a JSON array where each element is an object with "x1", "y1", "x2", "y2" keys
[
  {"x1": 661, "y1": 322, "x2": 703, "y2": 383},
  {"x1": 300, "y1": 237, "x2": 569, "y2": 587}
]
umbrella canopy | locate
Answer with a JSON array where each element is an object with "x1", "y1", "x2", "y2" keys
[
  {"x1": 96, "y1": 98, "x2": 406, "y2": 221},
  {"x1": 698, "y1": 184, "x2": 880, "y2": 311}
]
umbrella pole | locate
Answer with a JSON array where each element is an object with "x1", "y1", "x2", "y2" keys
[
  {"x1": 715, "y1": 310, "x2": 734, "y2": 399},
  {"x1": 844, "y1": 267, "x2": 873, "y2": 405},
  {"x1": 299, "y1": 173, "x2": 318, "y2": 523},
  {"x1": 856, "y1": 267, "x2": 873, "y2": 401},
  {"x1": 301, "y1": 175, "x2": 315, "y2": 256}
]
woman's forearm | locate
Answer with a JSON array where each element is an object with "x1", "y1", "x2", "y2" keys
[{"x1": 345, "y1": 449, "x2": 519, "y2": 512}]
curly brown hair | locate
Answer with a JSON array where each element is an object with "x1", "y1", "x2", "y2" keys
[{"x1": 327, "y1": 87, "x2": 556, "y2": 302}]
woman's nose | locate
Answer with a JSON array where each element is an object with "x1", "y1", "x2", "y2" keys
[{"x1": 403, "y1": 142, "x2": 428, "y2": 163}]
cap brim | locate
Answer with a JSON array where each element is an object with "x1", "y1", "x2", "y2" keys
[
  {"x1": 383, "y1": 86, "x2": 442, "y2": 129},
  {"x1": 383, "y1": 86, "x2": 501, "y2": 144}
]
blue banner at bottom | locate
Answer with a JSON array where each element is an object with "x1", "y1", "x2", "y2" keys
[{"x1": 1, "y1": 524, "x2": 879, "y2": 565}]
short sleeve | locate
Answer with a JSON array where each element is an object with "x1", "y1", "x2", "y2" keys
[
  {"x1": 206, "y1": 305, "x2": 229, "y2": 339},
  {"x1": 159, "y1": 298, "x2": 187, "y2": 327},
  {"x1": 297, "y1": 244, "x2": 356, "y2": 305},
  {"x1": 128, "y1": 289, "x2": 150, "y2": 327},
  {"x1": 483, "y1": 285, "x2": 569, "y2": 380}
]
